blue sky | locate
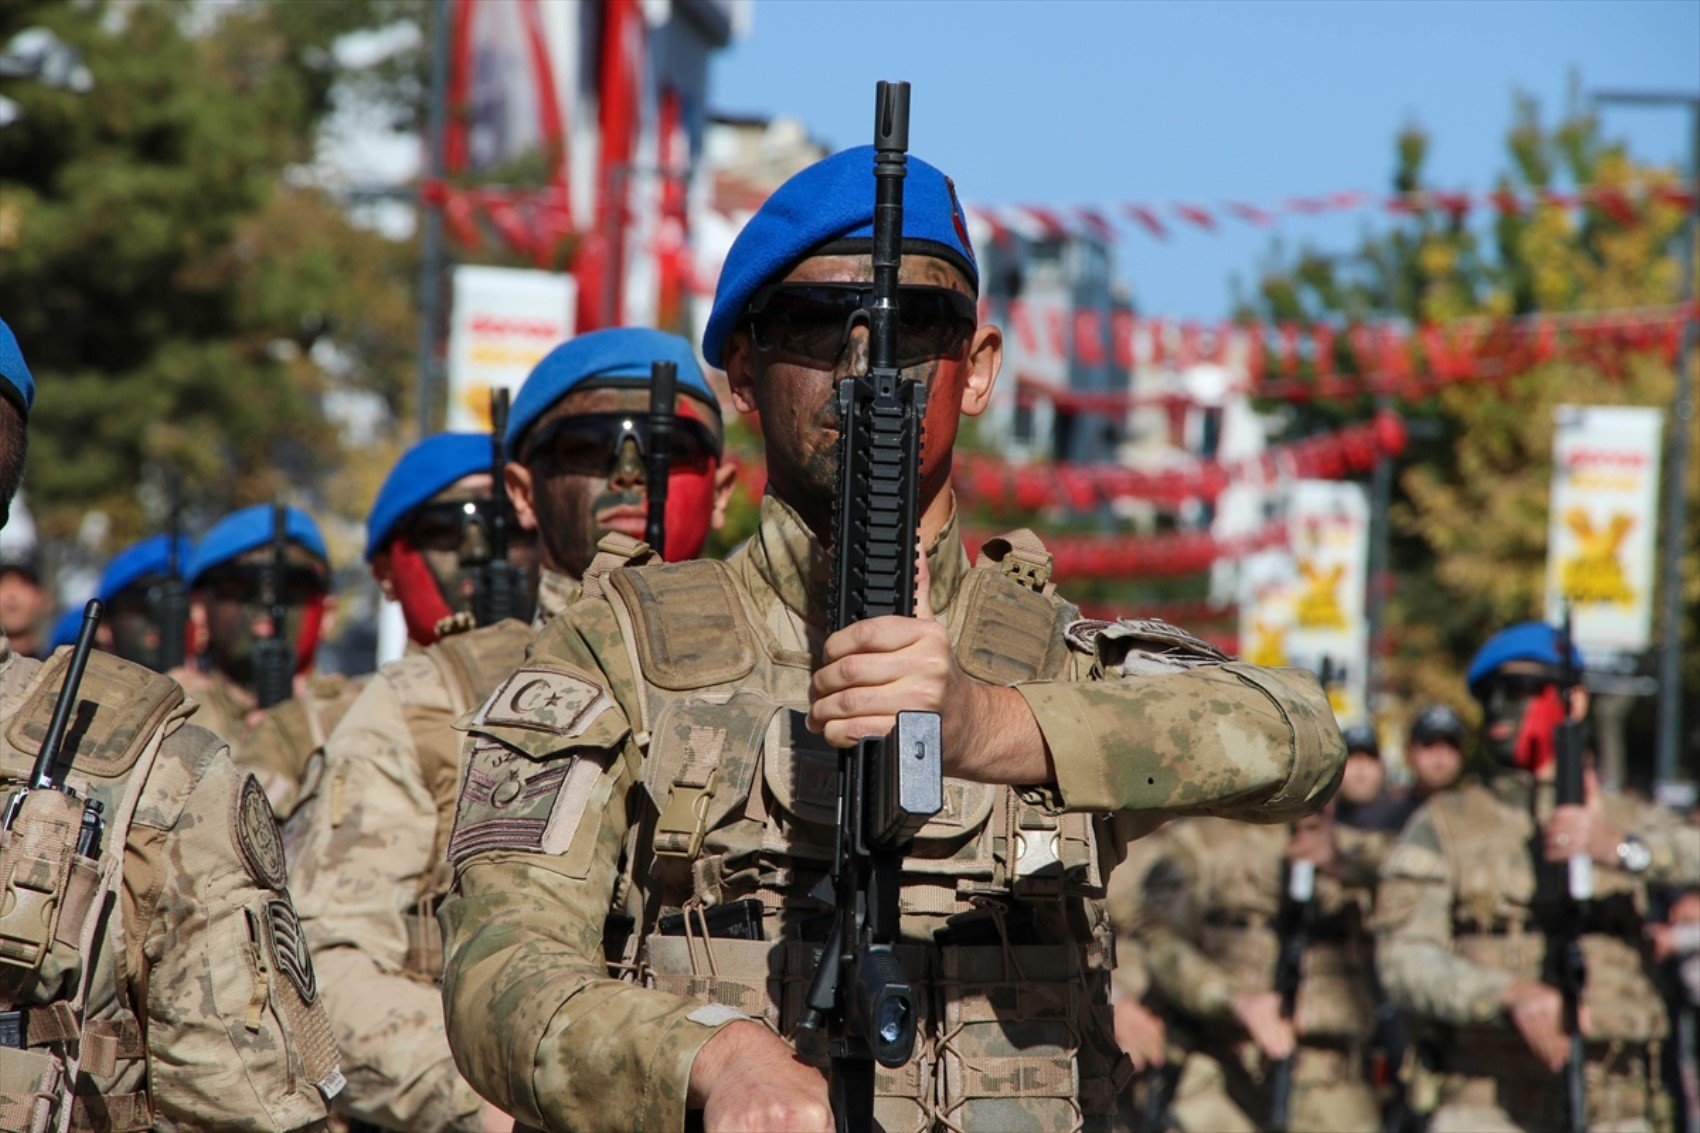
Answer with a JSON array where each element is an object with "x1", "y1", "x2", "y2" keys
[{"x1": 710, "y1": 0, "x2": 1700, "y2": 319}]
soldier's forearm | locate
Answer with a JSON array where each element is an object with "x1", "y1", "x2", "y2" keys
[
  {"x1": 1377, "y1": 937, "x2": 1515, "y2": 1027},
  {"x1": 1015, "y1": 663, "x2": 1344, "y2": 821}
]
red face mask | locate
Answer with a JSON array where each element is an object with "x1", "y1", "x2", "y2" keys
[
  {"x1": 385, "y1": 537, "x2": 458, "y2": 646},
  {"x1": 294, "y1": 592, "x2": 327, "y2": 674},
  {"x1": 661, "y1": 459, "x2": 720, "y2": 561},
  {"x1": 1513, "y1": 684, "x2": 1567, "y2": 774}
]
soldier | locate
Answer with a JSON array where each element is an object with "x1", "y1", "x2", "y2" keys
[
  {"x1": 0, "y1": 315, "x2": 341, "y2": 1128},
  {"x1": 287, "y1": 333, "x2": 736, "y2": 1133},
  {"x1": 177, "y1": 504, "x2": 363, "y2": 819},
  {"x1": 92, "y1": 534, "x2": 194, "y2": 672},
  {"x1": 1376, "y1": 621, "x2": 1700, "y2": 1132},
  {"x1": 1140, "y1": 809, "x2": 1383, "y2": 1132},
  {"x1": 436, "y1": 145, "x2": 1345, "y2": 1131}
]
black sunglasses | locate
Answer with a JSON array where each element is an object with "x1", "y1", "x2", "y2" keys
[
  {"x1": 523, "y1": 412, "x2": 721, "y2": 476},
  {"x1": 744, "y1": 283, "x2": 977, "y2": 368},
  {"x1": 199, "y1": 563, "x2": 325, "y2": 607},
  {"x1": 1483, "y1": 671, "x2": 1562, "y2": 704},
  {"x1": 401, "y1": 499, "x2": 505, "y2": 555}
]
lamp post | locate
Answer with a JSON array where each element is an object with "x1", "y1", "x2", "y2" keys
[
  {"x1": 416, "y1": 0, "x2": 450, "y2": 440},
  {"x1": 1593, "y1": 89, "x2": 1700, "y2": 800}
]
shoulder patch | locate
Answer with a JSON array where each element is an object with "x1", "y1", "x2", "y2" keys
[
  {"x1": 448, "y1": 737, "x2": 612, "y2": 867},
  {"x1": 471, "y1": 665, "x2": 614, "y2": 736},
  {"x1": 4, "y1": 649, "x2": 186, "y2": 780},
  {"x1": 953, "y1": 567, "x2": 1074, "y2": 685},
  {"x1": 235, "y1": 773, "x2": 288, "y2": 890}
]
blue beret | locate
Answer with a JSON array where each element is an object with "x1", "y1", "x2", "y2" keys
[
  {"x1": 46, "y1": 604, "x2": 87, "y2": 653},
  {"x1": 98, "y1": 534, "x2": 194, "y2": 601},
  {"x1": 1466, "y1": 620, "x2": 1586, "y2": 699},
  {"x1": 187, "y1": 504, "x2": 328, "y2": 585},
  {"x1": 0, "y1": 316, "x2": 35, "y2": 420},
  {"x1": 507, "y1": 327, "x2": 719, "y2": 452},
  {"x1": 701, "y1": 146, "x2": 979, "y2": 368},
  {"x1": 366, "y1": 432, "x2": 494, "y2": 561}
]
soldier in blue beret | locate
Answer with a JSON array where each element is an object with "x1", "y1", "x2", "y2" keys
[
  {"x1": 93, "y1": 533, "x2": 194, "y2": 671},
  {"x1": 178, "y1": 503, "x2": 365, "y2": 818},
  {"x1": 1377, "y1": 621, "x2": 1698, "y2": 1131},
  {"x1": 437, "y1": 140, "x2": 1345, "y2": 1133}
]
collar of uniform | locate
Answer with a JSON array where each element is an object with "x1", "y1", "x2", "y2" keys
[
  {"x1": 534, "y1": 568, "x2": 581, "y2": 629},
  {"x1": 742, "y1": 491, "x2": 969, "y2": 629}
]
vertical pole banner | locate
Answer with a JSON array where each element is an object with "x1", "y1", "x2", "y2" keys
[
  {"x1": 1239, "y1": 549, "x2": 1298, "y2": 670},
  {"x1": 1545, "y1": 406, "x2": 1664, "y2": 671},
  {"x1": 445, "y1": 266, "x2": 577, "y2": 431},
  {"x1": 1286, "y1": 480, "x2": 1371, "y2": 721}
]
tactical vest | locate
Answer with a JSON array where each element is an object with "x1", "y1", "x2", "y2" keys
[
  {"x1": 244, "y1": 674, "x2": 366, "y2": 824},
  {"x1": 588, "y1": 538, "x2": 1136, "y2": 1132}
]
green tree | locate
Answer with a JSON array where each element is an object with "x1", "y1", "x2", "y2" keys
[
  {"x1": 0, "y1": 0, "x2": 421, "y2": 546},
  {"x1": 1241, "y1": 89, "x2": 1697, "y2": 784}
]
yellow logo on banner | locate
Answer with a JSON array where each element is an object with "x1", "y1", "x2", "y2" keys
[
  {"x1": 1295, "y1": 560, "x2": 1348, "y2": 630},
  {"x1": 1248, "y1": 621, "x2": 1289, "y2": 667},
  {"x1": 1561, "y1": 508, "x2": 1636, "y2": 606}
]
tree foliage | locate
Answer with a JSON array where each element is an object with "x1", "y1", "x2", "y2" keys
[
  {"x1": 0, "y1": 0, "x2": 421, "y2": 547},
  {"x1": 1242, "y1": 89, "x2": 1698, "y2": 781}
]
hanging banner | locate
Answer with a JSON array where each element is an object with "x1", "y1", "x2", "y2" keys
[
  {"x1": 1544, "y1": 405, "x2": 1664, "y2": 670},
  {"x1": 1285, "y1": 480, "x2": 1371, "y2": 721},
  {"x1": 445, "y1": 266, "x2": 577, "y2": 431},
  {"x1": 1239, "y1": 549, "x2": 1299, "y2": 672}
]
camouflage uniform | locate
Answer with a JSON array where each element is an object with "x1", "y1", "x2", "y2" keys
[
  {"x1": 438, "y1": 497, "x2": 1345, "y2": 1133},
  {"x1": 1141, "y1": 817, "x2": 1382, "y2": 1133},
  {"x1": 285, "y1": 570, "x2": 578, "y2": 1132},
  {"x1": 1376, "y1": 771, "x2": 1700, "y2": 1132},
  {"x1": 0, "y1": 635, "x2": 340, "y2": 1131}
]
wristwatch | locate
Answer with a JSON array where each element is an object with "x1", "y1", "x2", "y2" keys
[{"x1": 1615, "y1": 834, "x2": 1652, "y2": 874}]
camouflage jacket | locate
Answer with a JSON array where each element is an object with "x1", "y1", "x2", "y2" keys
[
  {"x1": 437, "y1": 494, "x2": 1344, "y2": 1133},
  {"x1": 285, "y1": 570, "x2": 577, "y2": 1133},
  {"x1": 1140, "y1": 816, "x2": 1380, "y2": 1048},
  {"x1": 0, "y1": 636, "x2": 339, "y2": 1131},
  {"x1": 1375, "y1": 770, "x2": 1699, "y2": 1045}
]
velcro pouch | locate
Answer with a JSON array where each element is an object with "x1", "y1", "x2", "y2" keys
[
  {"x1": 0, "y1": 1047, "x2": 61, "y2": 1133},
  {"x1": 642, "y1": 692, "x2": 777, "y2": 861},
  {"x1": 0, "y1": 790, "x2": 85, "y2": 973},
  {"x1": 3, "y1": 650, "x2": 186, "y2": 783}
]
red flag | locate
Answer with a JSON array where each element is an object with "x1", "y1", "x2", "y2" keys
[
  {"x1": 1123, "y1": 204, "x2": 1168, "y2": 240},
  {"x1": 1174, "y1": 203, "x2": 1217, "y2": 232}
]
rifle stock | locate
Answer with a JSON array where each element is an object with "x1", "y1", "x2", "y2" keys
[
  {"x1": 470, "y1": 387, "x2": 527, "y2": 626},
  {"x1": 1267, "y1": 858, "x2": 1314, "y2": 1133},
  {"x1": 252, "y1": 504, "x2": 295, "y2": 709},
  {"x1": 1552, "y1": 608, "x2": 1589, "y2": 1133},
  {"x1": 645, "y1": 361, "x2": 677, "y2": 558},
  {"x1": 797, "y1": 80, "x2": 943, "y2": 1133}
]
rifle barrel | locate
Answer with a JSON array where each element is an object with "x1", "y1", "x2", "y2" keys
[
  {"x1": 645, "y1": 361, "x2": 677, "y2": 557},
  {"x1": 32, "y1": 599, "x2": 105, "y2": 790}
]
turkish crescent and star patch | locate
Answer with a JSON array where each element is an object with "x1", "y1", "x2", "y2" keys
[
  {"x1": 472, "y1": 666, "x2": 613, "y2": 737},
  {"x1": 235, "y1": 773, "x2": 289, "y2": 891}
]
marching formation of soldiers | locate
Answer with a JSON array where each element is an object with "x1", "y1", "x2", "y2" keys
[{"x1": 1, "y1": 104, "x2": 1696, "y2": 1133}]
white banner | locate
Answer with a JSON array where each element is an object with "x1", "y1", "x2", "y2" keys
[
  {"x1": 446, "y1": 266, "x2": 577, "y2": 431},
  {"x1": 1239, "y1": 549, "x2": 1298, "y2": 670},
  {"x1": 1286, "y1": 480, "x2": 1370, "y2": 722},
  {"x1": 1544, "y1": 405, "x2": 1663, "y2": 668}
]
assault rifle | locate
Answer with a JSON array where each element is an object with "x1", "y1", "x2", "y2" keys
[
  {"x1": 645, "y1": 360, "x2": 677, "y2": 558},
  {"x1": 155, "y1": 475, "x2": 188, "y2": 672},
  {"x1": 470, "y1": 387, "x2": 527, "y2": 626},
  {"x1": 1267, "y1": 857, "x2": 1315, "y2": 1133},
  {"x1": 1549, "y1": 607, "x2": 1589, "y2": 1133},
  {"x1": 252, "y1": 504, "x2": 295, "y2": 709},
  {"x1": 797, "y1": 80, "x2": 943, "y2": 1133}
]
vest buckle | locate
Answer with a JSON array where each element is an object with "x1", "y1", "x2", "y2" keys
[{"x1": 654, "y1": 768, "x2": 719, "y2": 860}]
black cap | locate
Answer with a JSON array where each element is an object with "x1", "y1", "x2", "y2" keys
[
  {"x1": 1410, "y1": 703, "x2": 1465, "y2": 747},
  {"x1": 1341, "y1": 723, "x2": 1379, "y2": 759}
]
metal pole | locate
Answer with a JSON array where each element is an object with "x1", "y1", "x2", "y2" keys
[
  {"x1": 416, "y1": 0, "x2": 451, "y2": 440},
  {"x1": 1593, "y1": 90, "x2": 1699, "y2": 798},
  {"x1": 1366, "y1": 393, "x2": 1393, "y2": 714},
  {"x1": 1656, "y1": 106, "x2": 1698, "y2": 795}
]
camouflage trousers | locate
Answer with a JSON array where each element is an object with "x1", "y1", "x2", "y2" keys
[
  {"x1": 1167, "y1": 1043, "x2": 1380, "y2": 1133},
  {"x1": 1428, "y1": 1039, "x2": 1669, "y2": 1133}
]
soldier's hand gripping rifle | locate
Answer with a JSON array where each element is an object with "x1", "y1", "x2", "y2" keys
[
  {"x1": 797, "y1": 80, "x2": 943, "y2": 1133},
  {"x1": 1267, "y1": 857, "x2": 1315, "y2": 1133},
  {"x1": 470, "y1": 387, "x2": 527, "y2": 626},
  {"x1": 1549, "y1": 607, "x2": 1589, "y2": 1133},
  {"x1": 645, "y1": 361, "x2": 677, "y2": 559},
  {"x1": 155, "y1": 475, "x2": 188, "y2": 672},
  {"x1": 0, "y1": 601, "x2": 108, "y2": 1004},
  {"x1": 252, "y1": 504, "x2": 296, "y2": 709}
]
